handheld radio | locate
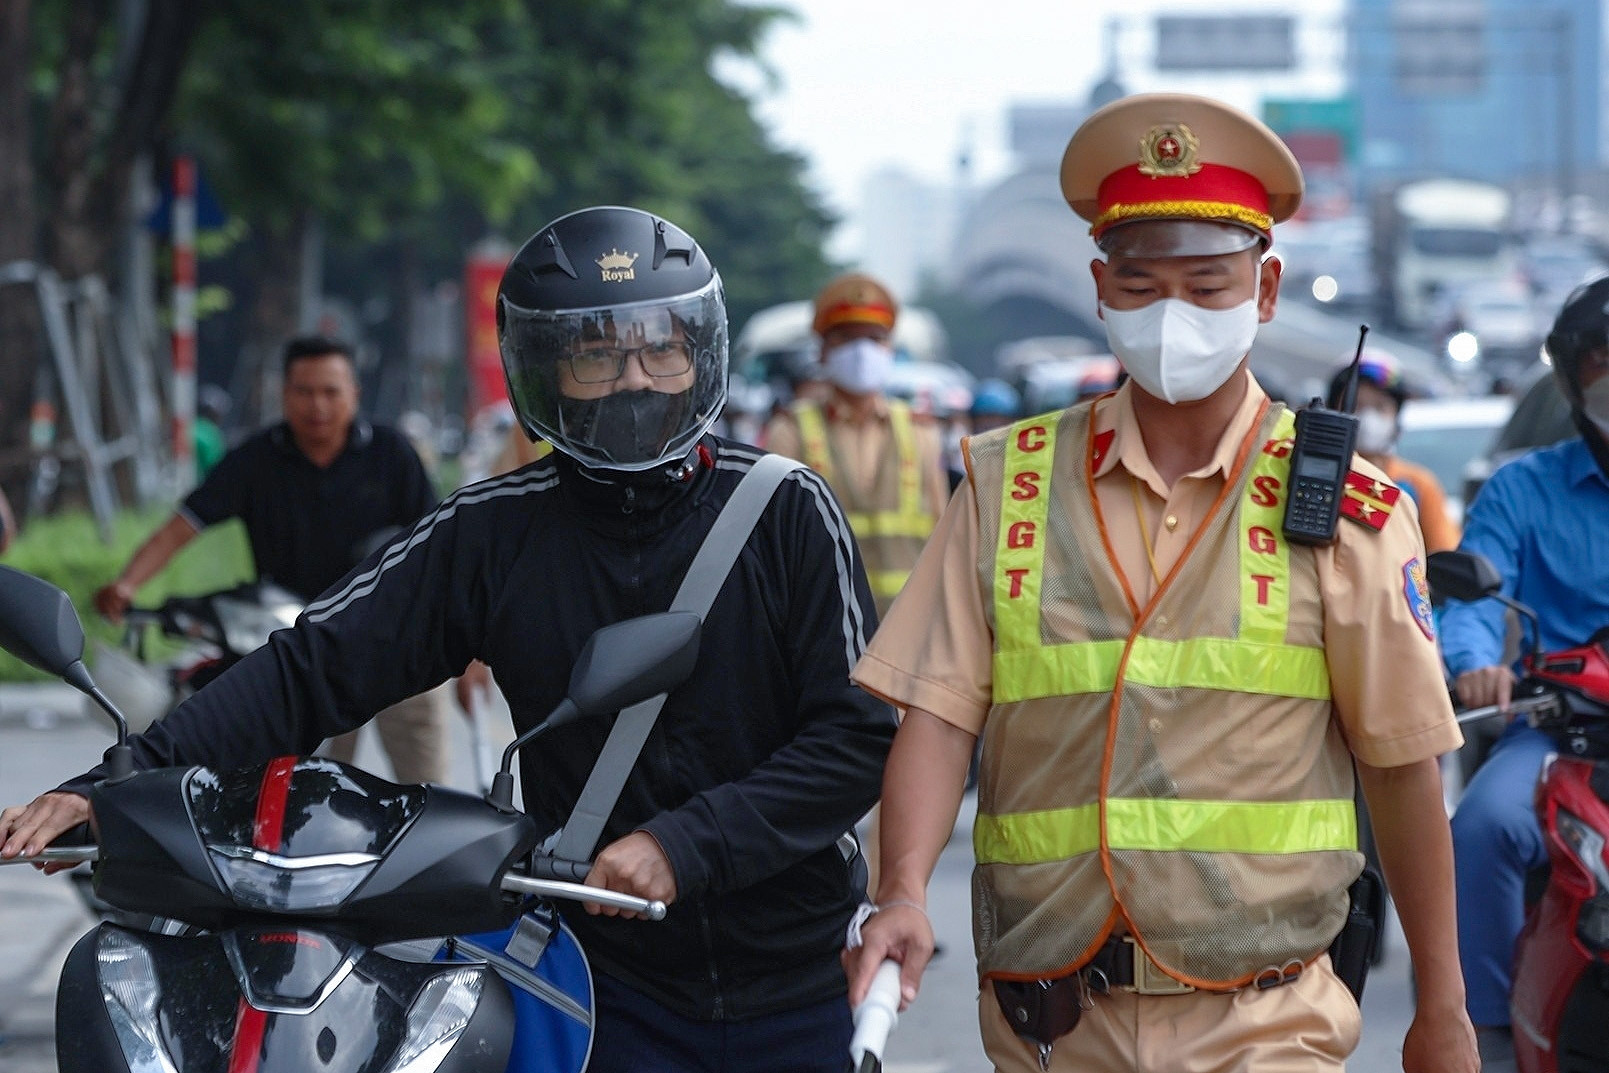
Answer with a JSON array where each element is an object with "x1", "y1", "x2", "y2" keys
[{"x1": 1282, "y1": 325, "x2": 1367, "y2": 546}]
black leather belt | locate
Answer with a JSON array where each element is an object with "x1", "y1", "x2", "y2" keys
[
  {"x1": 994, "y1": 936, "x2": 1304, "y2": 1066},
  {"x1": 991, "y1": 936, "x2": 1194, "y2": 1059},
  {"x1": 1083, "y1": 934, "x2": 1197, "y2": 995}
]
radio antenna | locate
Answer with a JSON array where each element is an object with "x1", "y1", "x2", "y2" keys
[{"x1": 1338, "y1": 324, "x2": 1369, "y2": 414}]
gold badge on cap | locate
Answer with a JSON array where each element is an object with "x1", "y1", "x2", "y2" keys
[
  {"x1": 596, "y1": 249, "x2": 639, "y2": 283},
  {"x1": 1137, "y1": 123, "x2": 1201, "y2": 178}
]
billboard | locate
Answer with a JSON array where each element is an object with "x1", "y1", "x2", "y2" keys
[
  {"x1": 1153, "y1": 15, "x2": 1296, "y2": 72},
  {"x1": 1391, "y1": 0, "x2": 1485, "y2": 95}
]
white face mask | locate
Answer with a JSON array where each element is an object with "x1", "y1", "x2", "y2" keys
[
  {"x1": 1101, "y1": 283, "x2": 1261, "y2": 404},
  {"x1": 1582, "y1": 377, "x2": 1609, "y2": 440},
  {"x1": 823, "y1": 337, "x2": 895, "y2": 395},
  {"x1": 1355, "y1": 408, "x2": 1399, "y2": 455}
]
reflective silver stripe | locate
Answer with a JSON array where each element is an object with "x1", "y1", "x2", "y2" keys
[
  {"x1": 790, "y1": 466, "x2": 870, "y2": 665},
  {"x1": 718, "y1": 445, "x2": 869, "y2": 663},
  {"x1": 206, "y1": 844, "x2": 382, "y2": 869},
  {"x1": 305, "y1": 465, "x2": 560, "y2": 623}
]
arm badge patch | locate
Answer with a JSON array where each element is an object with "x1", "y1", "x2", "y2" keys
[{"x1": 1403, "y1": 556, "x2": 1436, "y2": 640}]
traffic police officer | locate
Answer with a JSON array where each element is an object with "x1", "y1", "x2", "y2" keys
[
  {"x1": 842, "y1": 94, "x2": 1478, "y2": 1073},
  {"x1": 763, "y1": 273, "x2": 950, "y2": 618}
]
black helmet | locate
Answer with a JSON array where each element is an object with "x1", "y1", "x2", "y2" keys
[
  {"x1": 497, "y1": 206, "x2": 727, "y2": 471},
  {"x1": 1545, "y1": 274, "x2": 1609, "y2": 405}
]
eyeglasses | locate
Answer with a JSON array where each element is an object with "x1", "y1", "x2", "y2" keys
[{"x1": 565, "y1": 341, "x2": 694, "y2": 384}]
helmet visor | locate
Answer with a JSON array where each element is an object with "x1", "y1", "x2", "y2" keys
[{"x1": 500, "y1": 276, "x2": 728, "y2": 470}]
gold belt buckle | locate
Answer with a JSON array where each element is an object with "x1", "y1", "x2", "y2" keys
[{"x1": 1122, "y1": 936, "x2": 1195, "y2": 996}]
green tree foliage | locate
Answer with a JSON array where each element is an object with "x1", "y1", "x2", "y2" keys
[
  {"x1": 504, "y1": 0, "x2": 834, "y2": 328},
  {"x1": 2, "y1": 2, "x2": 834, "y2": 484},
  {"x1": 177, "y1": 1, "x2": 537, "y2": 243},
  {"x1": 173, "y1": 1, "x2": 832, "y2": 351}
]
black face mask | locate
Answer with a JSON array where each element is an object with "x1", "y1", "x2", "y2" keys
[{"x1": 559, "y1": 389, "x2": 691, "y2": 468}]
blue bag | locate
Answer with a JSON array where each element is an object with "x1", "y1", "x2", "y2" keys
[{"x1": 437, "y1": 904, "x2": 595, "y2": 1073}]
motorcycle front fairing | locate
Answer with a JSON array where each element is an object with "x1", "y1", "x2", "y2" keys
[
  {"x1": 1511, "y1": 753, "x2": 1609, "y2": 1073},
  {"x1": 58, "y1": 922, "x2": 515, "y2": 1073},
  {"x1": 88, "y1": 757, "x2": 538, "y2": 941}
]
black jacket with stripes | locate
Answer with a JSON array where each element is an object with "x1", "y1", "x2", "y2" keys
[{"x1": 64, "y1": 436, "x2": 896, "y2": 1021}]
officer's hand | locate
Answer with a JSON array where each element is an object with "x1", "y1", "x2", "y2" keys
[
  {"x1": 454, "y1": 660, "x2": 492, "y2": 717},
  {"x1": 843, "y1": 903, "x2": 931, "y2": 1011},
  {"x1": 93, "y1": 580, "x2": 135, "y2": 624},
  {"x1": 583, "y1": 831, "x2": 677, "y2": 918},
  {"x1": 1454, "y1": 665, "x2": 1514, "y2": 711},
  {"x1": 0, "y1": 792, "x2": 91, "y2": 875},
  {"x1": 1400, "y1": 1004, "x2": 1477, "y2": 1073}
]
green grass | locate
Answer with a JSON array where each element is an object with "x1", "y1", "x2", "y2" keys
[{"x1": 1, "y1": 508, "x2": 254, "y2": 682}]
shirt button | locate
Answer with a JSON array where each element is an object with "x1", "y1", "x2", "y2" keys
[{"x1": 1164, "y1": 515, "x2": 1179, "y2": 531}]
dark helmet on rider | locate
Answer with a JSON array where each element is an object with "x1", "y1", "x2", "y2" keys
[
  {"x1": 497, "y1": 206, "x2": 727, "y2": 471},
  {"x1": 1544, "y1": 274, "x2": 1609, "y2": 406},
  {"x1": 970, "y1": 378, "x2": 1020, "y2": 419}
]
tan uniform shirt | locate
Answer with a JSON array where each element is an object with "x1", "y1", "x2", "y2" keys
[
  {"x1": 763, "y1": 394, "x2": 951, "y2": 520},
  {"x1": 853, "y1": 370, "x2": 1461, "y2": 770}
]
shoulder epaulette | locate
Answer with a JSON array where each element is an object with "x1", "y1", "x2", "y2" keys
[{"x1": 1339, "y1": 469, "x2": 1401, "y2": 532}]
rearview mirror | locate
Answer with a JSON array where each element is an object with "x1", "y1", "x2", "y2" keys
[
  {"x1": 568, "y1": 611, "x2": 702, "y2": 717},
  {"x1": 1426, "y1": 550, "x2": 1504, "y2": 603},
  {"x1": 486, "y1": 609, "x2": 703, "y2": 811},
  {"x1": 0, "y1": 565, "x2": 90, "y2": 681}
]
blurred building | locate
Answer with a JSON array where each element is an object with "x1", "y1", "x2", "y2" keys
[
  {"x1": 857, "y1": 166, "x2": 958, "y2": 302},
  {"x1": 1349, "y1": 0, "x2": 1603, "y2": 199}
]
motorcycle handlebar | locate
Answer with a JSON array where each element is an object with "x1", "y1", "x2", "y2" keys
[
  {"x1": 500, "y1": 873, "x2": 667, "y2": 920},
  {"x1": 525, "y1": 854, "x2": 592, "y2": 883},
  {"x1": 1, "y1": 822, "x2": 101, "y2": 866},
  {"x1": 1455, "y1": 693, "x2": 1559, "y2": 726}
]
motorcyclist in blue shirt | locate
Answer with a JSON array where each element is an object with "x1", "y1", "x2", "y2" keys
[{"x1": 1440, "y1": 275, "x2": 1609, "y2": 1071}]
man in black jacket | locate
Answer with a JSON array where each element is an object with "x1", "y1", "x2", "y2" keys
[{"x1": 2, "y1": 207, "x2": 894, "y2": 1073}]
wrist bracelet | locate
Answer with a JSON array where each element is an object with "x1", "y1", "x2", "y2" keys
[{"x1": 844, "y1": 899, "x2": 930, "y2": 949}]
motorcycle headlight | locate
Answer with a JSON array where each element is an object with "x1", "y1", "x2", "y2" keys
[
  {"x1": 1556, "y1": 809, "x2": 1609, "y2": 950},
  {"x1": 380, "y1": 967, "x2": 485, "y2": 1073},
  {"x1": 209, "y1": 846, "x2": 378, "y2": 913},
  {"x1": 98, "y1": 930, "x2": 181, "y2": 1073}
]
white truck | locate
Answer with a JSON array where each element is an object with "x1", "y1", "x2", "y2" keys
[{"x1": 1371, "y1": 178, "x2": 1518, "y2": 331}]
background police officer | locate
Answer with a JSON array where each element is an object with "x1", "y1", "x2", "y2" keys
[{"x1": 763, "y1": 272, "x2": 950, "y2": 618}]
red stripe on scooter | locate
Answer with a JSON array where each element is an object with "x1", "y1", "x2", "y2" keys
[
  {"x1": 227, "y1": 998, "x2": 268, "y2": 1073},
  {"x1": 252, "y1": 756, "x2": 298, "y2": 853}
]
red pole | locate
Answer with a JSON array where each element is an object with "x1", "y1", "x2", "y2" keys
[{"x1": 171, "y1": 155, "x2": 197, "y2": 492}]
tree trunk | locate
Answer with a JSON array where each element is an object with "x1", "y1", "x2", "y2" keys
[
  {"x1": 0, "y1": 0, "x2": 39, "y2": 508},
  {"x1": 47, "y1": 0, "x2": 205, "y2": 279},
  {"x1": 237, "y1": 216, "x2": 307, "y2": 427},
  {"x1": 378, "y1": 237, "x2": 420, "y2": 421}
]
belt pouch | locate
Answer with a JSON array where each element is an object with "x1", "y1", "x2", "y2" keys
[
  {"x1": 1326, "y1": 865, "x2": 1385, "y2": 1003},
  {"x1": 991, "y1": 977, "x2": 1083, "y2": 1048}
]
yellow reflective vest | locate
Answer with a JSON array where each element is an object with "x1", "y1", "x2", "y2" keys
[
  {"x1": 793, "y1": 400, "x2": 938, "y2": 614},
  {"x1": 965, "y1": 400, "x2": 1362, "y2": 989}
]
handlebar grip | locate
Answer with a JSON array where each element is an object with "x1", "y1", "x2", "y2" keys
[
  {"x1": 526, "y1": 855, "x2": 592, "y2": 882},
  {"x1": 848, "y1": 960, "x2": 902, "y2": 1071}
]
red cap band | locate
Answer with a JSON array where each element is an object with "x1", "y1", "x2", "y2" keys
[
  {"x1": 817, "y1": 302, "x2": 895, "y2": 333},
  {"x1": 1091, "y1": 163, "x2": 1273, "y2": 239}
]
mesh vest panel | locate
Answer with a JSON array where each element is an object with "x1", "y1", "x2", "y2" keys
[{"x1": 967, "y1": 402, "x2": 1361, "y2": 986}]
